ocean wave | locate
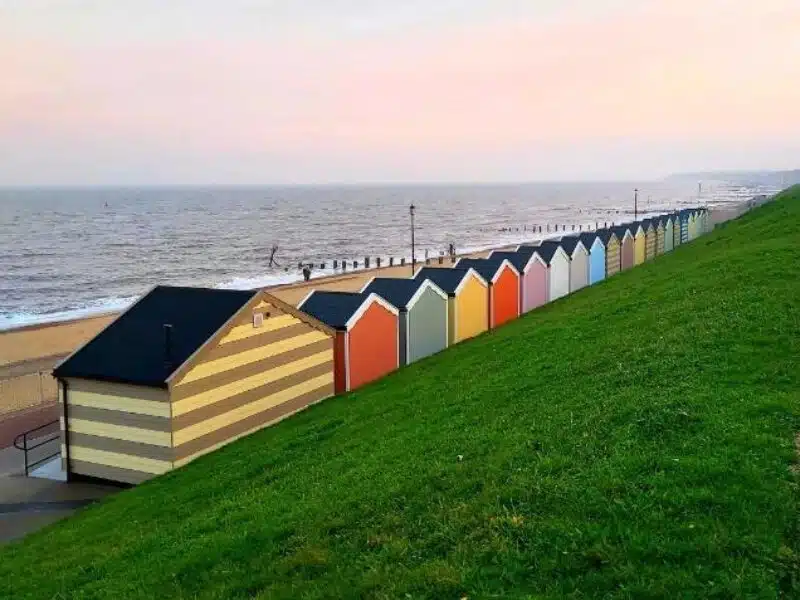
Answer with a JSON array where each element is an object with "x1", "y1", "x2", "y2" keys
[{"x1": 0, "y1": 296, "x2": 138, "y2": 331}]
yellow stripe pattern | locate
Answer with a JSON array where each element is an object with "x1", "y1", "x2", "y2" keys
[
  {"x1": 172, "y1": 350, "x2": 332, "y2": 417},
  {"x1": 177, "y1": 331, "x2": 328, "y2": 385},
  {"x1": 219, "y1": 313, "x2": 295, "y2": 345},
  {"x1": 70, "y1": 446, "x2": 171, "y2": 475},
  {"x1": 173, "y1": 373, "x2": 333, "y2": 446},
  {"x1": 69, "y1": 418, "x2": 172, "y2": 447}
]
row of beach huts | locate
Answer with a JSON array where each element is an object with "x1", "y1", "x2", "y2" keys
[{"x1": 52, "y1": 208, "x2": 709, "y2": 485}]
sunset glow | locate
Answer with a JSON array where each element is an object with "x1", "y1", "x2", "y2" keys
[{"x1": 2, "y1": 0, "x2": 799, "y2": 184}]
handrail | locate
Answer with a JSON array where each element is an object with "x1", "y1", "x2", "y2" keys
[{"x1": 13, "y1": 419, "x2": 60, "y2": 476}]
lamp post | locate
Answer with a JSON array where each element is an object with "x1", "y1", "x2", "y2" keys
[
  {"x1": 410, "y1": 203, "x2": 416, "y2": 274},
  {"x1": 634, "y1": 188, "x2": 639, "y2": 220}
]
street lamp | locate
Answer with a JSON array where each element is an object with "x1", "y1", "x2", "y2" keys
[
  {"x1": 410, "y1": 203, "x2": 416, "y2": 273},
  {"x1": 634, "y1": 188, "x2": 639, "y2": 220}
]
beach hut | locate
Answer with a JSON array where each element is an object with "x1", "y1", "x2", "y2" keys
[
  {"x1": 688, "y1": 211, "x2": 697, "y2": 240},
  {"x1": 596, "y1": 229, "x2": 620, "y2": 277},
  {"x1": 633, "y1": 222, "x2": 646, "y2": 265},
  {"x1": 299, "y1": 290, "x2": 399, "y2": 395},
  {"x1": 679, "y1": 210, "x2": 690, "y2": 244},
  {"x1": 642, "y1": 219, "x2": 657, "y2": 260},
  {"x1": 53, "y1": 286, "x2": 337, "y2": 485},
  {"x1": 558, "y1": 236, "x2": 590, "y2": 292},
  {"x1": 612, "y1": 225, "x2": 635, "y2": 271},
  {"x1": 489, "y1": 247, "x2": 548, "y2": 313},
  {"x1": 673, "y1": 212, "x2": 682, "y2": 248},
  {"x1": 455, "y1": 257, "x2": 520, "y2": 328},
  {"x1": 361, "y1": 277, "x2": 448, "y2": 366},
  {"x1": 654, "y1": 216, "x2": 666, "y2": 255},
  {"x1": 524, "y1": 241, "x2": 571, "y2": 301},
  {"x1": 414, "y1": 267, "x2": 489, "y2": 344},
  {"x1": 663, "y1": 215, "x2": 675, "y2": 252},
  {"x1": 578, "y1": 231, "x2": 606, "y2": 285}
]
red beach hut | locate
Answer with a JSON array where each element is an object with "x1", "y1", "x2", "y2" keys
[{"x1": 299, "y1": 291, "x2": 399, "y2": 393}]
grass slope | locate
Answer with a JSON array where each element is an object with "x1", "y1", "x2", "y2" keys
[{"x1": 2, "y1": 190, "x2": 800, "y2": 599}]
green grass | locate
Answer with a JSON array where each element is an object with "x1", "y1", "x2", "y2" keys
[{"x1": 2, "y1": 189, "x2": 800, "y2": 599}]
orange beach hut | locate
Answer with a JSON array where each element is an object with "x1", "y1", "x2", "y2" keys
[
  {"x1": 455, "y1": 257, "x2": 520, "y2": 329},
  {"x1": 299, "y1": 291, "x2": 399, "y2": 394}
]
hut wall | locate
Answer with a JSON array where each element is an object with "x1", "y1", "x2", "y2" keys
[
  {"x1": 549, "y1": 255, "x2": 570, "y2": 300},
  {"x1": 588, "y1": 241, "x2": 605, "y2": 285},
  {"x1": 398, "y1": 312, "x2": 409, "y2": 366},
  {"x1": 170, "y1": 298, "x2": 335, "y2": 468},
  {"x1": 61, "y1": 378, "x2": 171, "y2": 484},
  {"x1": 407, "y1": 287, "x2": 448, "y2": 363},
  {"x1": 606, "y1": 237, "x2": 620, "y2": 277},
  {"x1": 634, "y1": 233, "x2": 646, "y2": 265},
  {"x1": 523, "y1": 262, "x2": 548, "y2": 311},
  {"x1": 346, "y1": 302, "x2": 398, "y2": 391},
  {"x1": 492, "y1": 268, "x2": 520, "y2": 328},
  {"x1": 621, "y1": 237, "x2": 635, "y2": 270},
  {"x1": 644, "y1": 229, "x2": 656, "y2": 260},
  {"x1": 446, "y1": 296, "x2": 456, "y2": 346},
  {"x1": 569, "y1": 251, "x2": 589, "y2": 292},
  {"x1": 455, "y1": 275, "x2": 489, "y2": 342},
  {"x1": 664, "y1": 222, "x2": 674, "y2": 252}
]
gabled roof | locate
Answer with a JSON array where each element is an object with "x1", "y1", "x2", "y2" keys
[
  {"x1": 611, "y1": 224, "x2": 633, "y2": 239},
  {"x1": 578, "y1": 232, "x2": 600, "y2": 249},
  {"x1": 455, "y1": 257, "x2": 518, "y2": 283},
  {"x1": 593, "y1": 228, "x2": 618, "y2": 245},
  {"x1": 488, "y1": 247, "x2": 538, "y2": 274},
  {"x1": 413, "y1": 267, "x2": 487, "y2": 295},
  {"x1": 361, "y1": 277, "x2": 446, "y2": 310},
  {"x1": 559, "y1": 236, "x2": 588, "y2": 257},
  {"x1": 640, "y1": 218, "x2": 654, "y2": 231},
  {"x1": 53, "y1": 286, "x2": 258, "y2": 388},
  {"x1": 362, "y1": 278, "x2": 422, "y2": 310},
  {"x1": 527, "y1": 240, "x2": 567, "y2": 266},
  {"x1": 299, "y1": 290, "x2": 397, "y2": 330}
]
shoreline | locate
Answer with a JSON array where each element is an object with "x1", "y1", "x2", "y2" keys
[{"x1": 0, "y1": 242, "x2": 520, "y2": 373}]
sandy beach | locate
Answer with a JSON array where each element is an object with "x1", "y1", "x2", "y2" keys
[{"x1": 0, "y1": 246, "x2": 504, "y2": 415}]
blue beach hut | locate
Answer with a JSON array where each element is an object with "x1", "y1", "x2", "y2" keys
[{"x1": 578, "y1": 231, "x2": 606, "y2": 285}]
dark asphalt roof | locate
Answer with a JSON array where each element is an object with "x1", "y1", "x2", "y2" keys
[
  {"x1": 456, "y1": 258, "x2": 510, "y2": 282},
  {"x1": 489, "y1": 247, "x2": 536, "y2": 273},
  {"x1": 362, "y1": 277, "x2": 425, "y2": 310},
  {"x1": 414, "y1": 267, "x2": 473, "y2": 295},
  {"x1": 593, "y1": 228, "x2": 616, "y2": 245},
  {"x1": 559, "y1": 236, "x2": 586, "y2": 255},
  {"x1": 53, "y1": 286, "x2": 257, "y2": 387},
  {"x1": 612, "y1": 224, "x2": 632, "y2": 239},
  {"x1": 299, "y1": 291, "x2": 371, "y2": 330},
  {"x1": 528, "y1": 240, "x2": 562, "y2": 265},
  {"x1": 578, "y1": 232, "x2": 598, "y2": 248}
]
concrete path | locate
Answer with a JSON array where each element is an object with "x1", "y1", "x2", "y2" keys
[{"x1": 0, "y1": 446, "x2": 121, "y2": 543}]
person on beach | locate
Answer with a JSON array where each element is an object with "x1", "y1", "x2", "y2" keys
[{"x1": 302, "y1": 265, "x2": 312, "y2": 282}]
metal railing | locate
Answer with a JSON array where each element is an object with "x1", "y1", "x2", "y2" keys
[{"x1": 13, "y1": 419, "x2": 60, "y2": 476}]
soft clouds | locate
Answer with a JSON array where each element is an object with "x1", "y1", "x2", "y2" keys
[{"x1": 1, "y1": 0, "x2": 799, "y2": 184}]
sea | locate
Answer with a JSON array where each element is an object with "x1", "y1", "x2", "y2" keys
[{"x1": 0, "y1": 181, "x2": 747, "y2": 331}]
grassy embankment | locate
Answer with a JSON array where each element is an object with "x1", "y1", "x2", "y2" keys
[{"x1": 2, "y1": 189, "x2": 799, "y2": 599}]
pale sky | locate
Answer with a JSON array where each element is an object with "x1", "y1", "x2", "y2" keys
[{"x1": 2, "y1": 0, "x2": 799, "y2": 185}]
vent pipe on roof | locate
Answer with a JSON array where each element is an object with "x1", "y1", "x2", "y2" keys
[{"x1": 163, "y1": 324, "x2": 174, "y2": 372}]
